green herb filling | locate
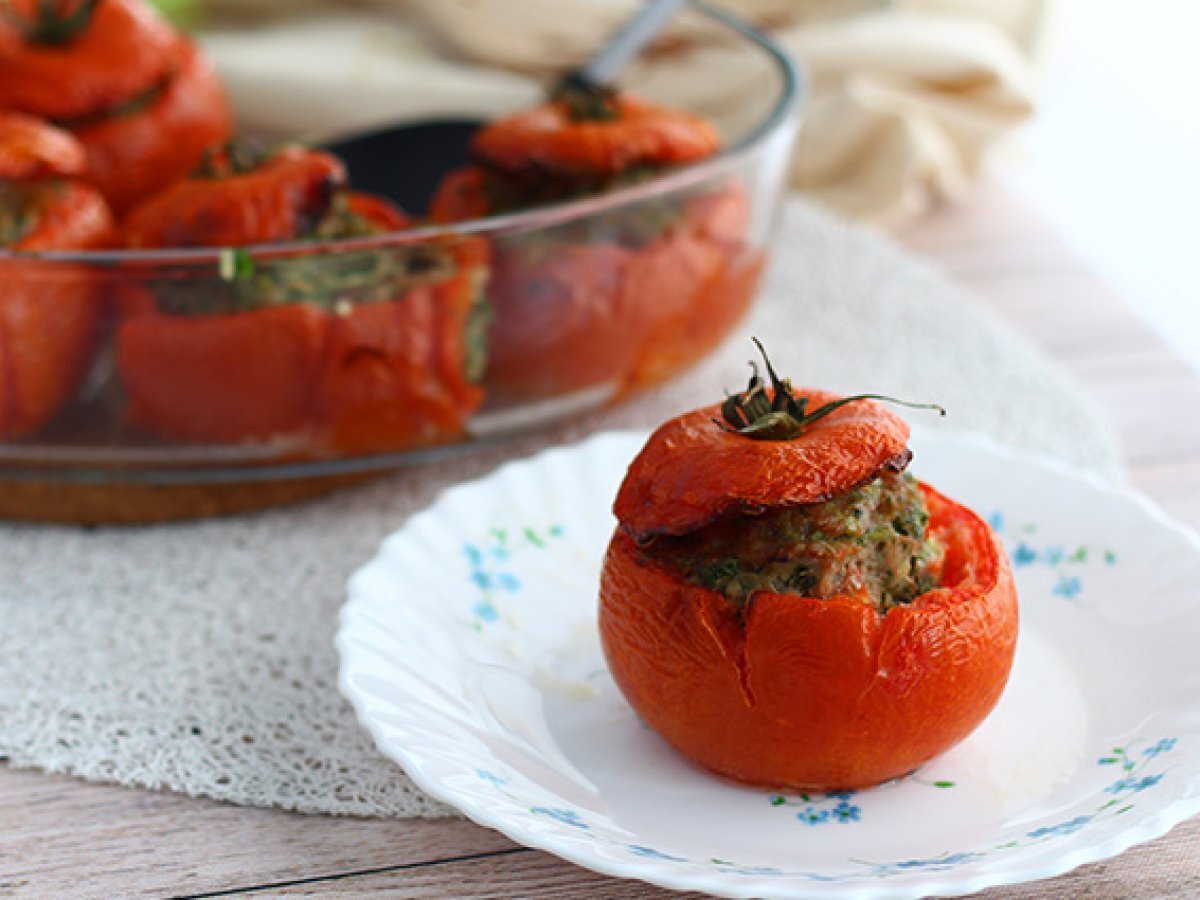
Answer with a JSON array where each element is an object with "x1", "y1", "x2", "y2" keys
[{"x1": 652, "y1": 471, "x2": 943, "y2": 613}]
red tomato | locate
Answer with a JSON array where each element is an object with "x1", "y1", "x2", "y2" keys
[
  {"x1": 429, "y1": 90, "x2": 756, "y2": 405},
  {"x1": 598, "y1": 393, "x2": 1018, "y2": 790},
  {"x1": 123, "y1": 144, "x2": 346, "y2": 249},
  {"x1": 0, "y1": 0, "x2": 232, "y2": 212},
  {"x1": 1, "y1": 116, "x2": 114, "y2": 438},
  {"x1": 0, "y1": 110, "x2": 88, "y2": 180},
  {"x1": 117, "y1": 154, "x2": 484, "y2": 455},
  {"x1": 74, "y1": 40, "x2": 232, "y2": 215},
  {"x1": 0, "y1": 0, "x2": 177, "y2": 120},
  {"x1": 613, "y1": 394, "x2": 912, "y2": 541},
  {"x1": 471, "y1": 92, "x2": 720, "y2": 182}
]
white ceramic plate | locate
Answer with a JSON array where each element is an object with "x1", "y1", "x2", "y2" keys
[{"x1": 337, "y1": 430, "x2": 1200, "y2": 898}]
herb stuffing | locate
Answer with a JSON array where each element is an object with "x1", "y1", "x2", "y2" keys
[{"x1": 653, "y1": 470, "x2": 944, "y2": 612}]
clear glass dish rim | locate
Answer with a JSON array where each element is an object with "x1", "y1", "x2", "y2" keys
[{"x1": 0, "y1": 0, "x2": 804, "y2": 267}]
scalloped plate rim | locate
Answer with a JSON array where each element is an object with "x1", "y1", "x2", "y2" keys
[{"x1": 336, "y1": 427, "x2": 1200, "y2": 899}]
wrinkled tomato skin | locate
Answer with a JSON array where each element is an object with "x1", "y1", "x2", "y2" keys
[
  {"x1": 621, "y1": 186, "x2": 760, "y2": 391},
  {"x1": 75, "y1": 41, "x2": 232, "y2": 215},
  {"x1": 483, "y1": 241, "x2": 635, "y2": 403},
  {"x1": 429, "y1": 172, "x2": 756, "y2": 404},
  {"x1": 0, "y1": 0, "x2": 177, "y2": 121},
  {"x1": 614, "y1": 394, "x2": 911, "y2": 542},
  {"x1": 471, "y1": 94, "x2": 720, "y2": 181},
  {"x1": 117, "y1": 280, "x2": 483, "y2": 453},
  {"x1": 0, "y1": 110, "x2": 89, "y2": 180},
  {"x1": 1, "y1": 181, "x2": 114, "y2": 439},
  {"x1": 312, "y1": 269, "x2": 484, "y2": 455},
  {"x1": 116, "y1": 190, "x2": 484, "y2": 454},
  {"x1": 122, "y1": 144, "x2": 343, "y2": 249},
  {"x1": 116, "y1": 304, "x2": 328, "y2": 445},
  {"x1": 430, "y1": 86, "x2": 750, "y2": 406},
  {"x1": 599, "y1": 483, "x2": 1019, "y2": 790},
  {"x1": 430, "y1": 167, "x2": 642, "y2": 403}
]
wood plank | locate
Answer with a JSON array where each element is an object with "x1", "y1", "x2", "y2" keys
[
  {"x1": 175, "y1": 817, "x2": 1200, "y2": 899},
  {"x1": 0, "y1": 768, "x2": 513, "y2": 899},
  {"x1": 209, "y1": 848, "x2": 708, "y2": 898}
]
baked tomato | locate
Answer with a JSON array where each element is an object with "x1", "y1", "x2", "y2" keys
[
  {"x1": 0, "y1": 114, "x2": 113, "y2": 439},
  {"x1": 0, "y1": 0, "x2": 177, "y2": 120},
  {"x1": 430, "y1": 86, "x2": 755, "y2": 403},
  {"x1": 0, "y1": 0, "x2": 232, "y2": 213},
  {"x1": 599, "y1": 346, "x2": 1018, "y2": 790},
  {"x1": 122, "y1": 143, "x2": 346, "y2": 249},
  {"x1": 0, "y1": 109, "x2": 88, "y2": 180},
  {"x1": 470, "y1": 87, "x2": 720, "y2": 186},
  {"x1": 619, "y1": 185, "x2": 762, "y2": 391},
  {"x1": 117, "y1": 144, "x2": 485, "y2": 455},
  {"x1": 72, "y1": 39, "x2": 232, "y2": 215}
]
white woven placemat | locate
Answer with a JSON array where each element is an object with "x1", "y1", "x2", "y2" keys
[{"x1": 0, "y1": 199, "x2": 1121, "y2": 817}]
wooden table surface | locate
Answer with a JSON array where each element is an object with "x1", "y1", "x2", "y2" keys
[{"x1": 4, "y1": 181, "x2": 1199, "y2": 899}]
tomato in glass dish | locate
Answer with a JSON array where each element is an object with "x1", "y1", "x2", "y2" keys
[
  {"x1": 116, "y1": 142, "x2": 486, "y2": 456},
  {"x1": 429, "y1": 86, "x2": 762, "y2": 405},
  {"x1": 0, "y1": 111, "x2": 113, "y2": 439},
  {"x1": 0, "y1": 0, "x2": 232, "y2": 213}
]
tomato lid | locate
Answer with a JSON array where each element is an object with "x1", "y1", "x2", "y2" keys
[
  {"x1": 122, "y1": 144, "x2": 348, "y2": 248},
  {"x1": 0, "y1": 111, "x2": 88, "y2": 181},
  {"x1": 0, "y1": 0, "x2": 178, "y2": 121},
  {"x1": 614, "y1": 393, "x2": 912, "y2": 541},
  {"x1": 470, "y1": 89, "x2": 720, "y2": 181},
  {"x1": 613, "y1": 341, "x2": 946, "y2": 540}
]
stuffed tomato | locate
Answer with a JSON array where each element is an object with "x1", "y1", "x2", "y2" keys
[
  {"x1": 429, "y1": 86, "x2": 762, "y2": 403},
  {"x1": 116, "y1": 142, "x2": 486, "y2": 456},
  {"x1": 0, "y1": 0, "x2": 231, "y2": 213},
  {"x1": 599, "y1": 344, "x2": 1018, "y2": 790},
  {"x1": 0, "y1": 111, "x2": 113, "y2": 439}
]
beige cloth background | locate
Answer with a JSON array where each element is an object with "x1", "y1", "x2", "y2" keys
[{"x1": 197, "y1": 0, "x2": 1043, "y2": 222}]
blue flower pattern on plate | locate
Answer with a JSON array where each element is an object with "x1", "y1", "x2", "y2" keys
[
  {"x1": 467, "y1": 737, "x2": 1175, "y2": 883},
  {"x1": 622, "y1": 738, "x2": 1176, "y2": 879},
  {"x1": 770, "y1": 789, "x2": 863, "y2": 826},
  {"x1": 531, "y1": 806, "x2": 589, "y2": 829},
  {"x1": 463, "y1": 524, "x2": 564, "y2": 628},
  {"x1": 1026, "y1": 815, "x2": 1093, "y2": 839},
  {"x1": 988, "y1": 509, "x2": 1116, "y2": 603}
]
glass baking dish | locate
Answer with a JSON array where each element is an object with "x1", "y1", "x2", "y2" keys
[{"x1": 0, "y1": 1, "x2": 802, "y2": 521}]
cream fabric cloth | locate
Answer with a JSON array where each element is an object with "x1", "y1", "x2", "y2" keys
[{"x1": 198, "y1": 0, "x2": 1042, "y2": 222}]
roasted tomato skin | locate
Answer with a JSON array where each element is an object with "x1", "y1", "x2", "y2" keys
[
  {"x1": 0, "y1": 110, "x2": 89, "y2": 180},
  {"x1": 74, "y1": 40, "x2": 232, "y2": 215},
  {"x1": 122, "y1": 145, "x2": 346, "y2": 249},
  {"x1": 0, "y1": 0, "x2": 177, "y2": 121},
  {"x1": 117, "y1": 155, "x2": 484, "y2": 455},
  {"x1": 471, "y1": 94, "x2": 720, "y2": 181},
  {"x1": 614, "y1": 396, "x2": 911, "y2": 542},
  {"x1": 428, "y1": 171, "x2": 758, "y2": 402},
  {"x1": 0, "y1": 1, "x2": 232, "y2": 213},
  {"x1": 1, "y1": 116, "x2": 114, "y2": 439},
  {"x1": 116, "y1": 304, "x2": 328, "y2": 445},
  {"x1": 599, "y1": 482, "x2": 1019, "y2": 790}
]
